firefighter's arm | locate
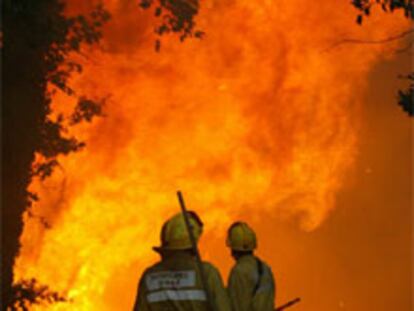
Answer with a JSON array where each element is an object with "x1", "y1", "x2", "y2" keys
[
  {"x1": 132, "y1": 274, "x2": 149, "y2": 311},
  {"x1": 206, "y1": 264, "x2": 232, "y2": 311},
  {"x1": 227, "y1": 266, "x2": 254, "y2": 311}
]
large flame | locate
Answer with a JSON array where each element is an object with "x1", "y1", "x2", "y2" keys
[{"x1": 14, "y1": 0, "x2": 408, "y2": 310}]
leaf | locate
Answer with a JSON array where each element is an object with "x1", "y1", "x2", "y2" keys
[
  {"x1": 155, "y1": 6, "x2": 162, "y2": 16},
  {"x1": 70, "y1": 97, "x2": 105, "y2": 125},
  {"x1": 194, "y1": 30, "x2": 205, "y2": 38},
  {"x1": 139, "y1": 0, "x2": 152, "y2": 9}
]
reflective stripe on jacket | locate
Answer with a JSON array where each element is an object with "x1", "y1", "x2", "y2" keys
[
  {"x1": 228, "y1": 255, "x2": 275, "y2": 311},
  {"x1": 133, "y1": 252, "x2": 231, "y2": 311}
]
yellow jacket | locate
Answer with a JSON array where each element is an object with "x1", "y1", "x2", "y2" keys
[
  {"x1": 228, "y1": 255, "x2": 275, "y2": 311},
  {"x1": 133, "y1": 252, "x2": 231, "y2": 311}
]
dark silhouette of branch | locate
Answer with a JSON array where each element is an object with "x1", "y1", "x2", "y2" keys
[
  {"x1": 352, "y1": 0, "x2": 414, "y2": 24},
  {"x1": 348, "y1": 1, "x2": 414, "y2": 117},
  {"x1": 323, "y1": 28, "x2": 414, "y2": 52},
  {"x1": 397, "y1": 73, "x2": 414, "y2": 116},
  {"x1": 11, "y1": 278, "x2": 68, "y2": 310},
  {"x1": 139, "y1": 0, "x2": 204, "y2": 51},
  {"x1": 70, "y1": 96, "x2": 107, "y2": 125}
]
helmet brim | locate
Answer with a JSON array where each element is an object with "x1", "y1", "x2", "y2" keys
[{"x1": 152, "y1": 245, "x2": 193, "y2": 253}]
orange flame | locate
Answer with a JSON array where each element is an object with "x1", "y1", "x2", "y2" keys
[{"x1": 14, "y1": 0, "x2": 408, "y2": 310}]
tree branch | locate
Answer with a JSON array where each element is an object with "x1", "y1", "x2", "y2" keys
[{"x1": 323, "y1": 28, "x2": 414, "y2": 52}]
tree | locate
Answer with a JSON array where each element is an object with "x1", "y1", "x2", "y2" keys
[
  {"x1": 351, "y1": 0, "x2": 413, "y2": 116},
  {"x1": 2, "y1": 0, "x2": 202, "y2": 308},
  {"x1": 2, "y1": 1, "x2": 109, "y2": 309}
]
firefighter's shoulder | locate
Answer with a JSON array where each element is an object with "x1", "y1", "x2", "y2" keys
[
  {"x1": 201, "y1": 261, "x2": 219, "y2": 273},
  {"x1": 201, "y1": 261, "x2": 224, "y2": 279},
  {"x1": 230, "y1": 255, "x2": 257, "y2": 275},
  {"x1": 139, "y1": 261, "x2": 165, "y2": 281}
]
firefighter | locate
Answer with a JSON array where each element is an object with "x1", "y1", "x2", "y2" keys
[
  {"x1": 133, "y1": 211, "x2": 231, "y2": 311},
  {"x1": 226, "y1": 222, "x2": 276, "y2": 311}
]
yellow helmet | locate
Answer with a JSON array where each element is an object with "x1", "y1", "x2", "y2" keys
[
  {"x1": 226, "y1": 222, "x2": 257, "y2": 251},
  {"x1": 154, "y1": 211, "x2": 203, "y2": 251}
]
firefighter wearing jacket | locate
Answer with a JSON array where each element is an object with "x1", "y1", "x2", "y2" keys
[
  {"x1": 133, "y1": 211, "x2": 231, "y2": 311},
  {"x1": 226, "y1": 222, "x2": 276, "y2": 311}
]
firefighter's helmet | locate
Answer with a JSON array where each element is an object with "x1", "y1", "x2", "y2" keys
[
  {"x1": 154, "y1": 211, "x2": 203, "y2": 251},
  {"x1": 226, "y1": 222, "x2": 257, "y2": 251}
]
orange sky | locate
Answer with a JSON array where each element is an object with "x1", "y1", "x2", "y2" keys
[{"x1": 13, "y1": 1, "x2": 412, "y2": 310}]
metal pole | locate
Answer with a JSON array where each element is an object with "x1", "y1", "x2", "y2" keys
[
  {"x1": 275, "y1": 297, "x2": 301, "y2": 311},
  {"x1": 177, "y1": 191, "x2": 215, "y2": 311}
]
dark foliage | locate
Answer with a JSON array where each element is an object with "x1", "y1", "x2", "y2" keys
[
  {"x1": 45, "y1": 4, "x2": 110, "y2": 96},
  {"x1": 139, "y1": 0, "x2": 204, "y2": 51},
  {"x1": 351, "y1": 0, "x2": 413, "y2": 117},
  {"x1": 37, "y1": 4, "x2": 110, "y2": 164},
  {"x1": 397, "y1": 73, "x2": 414, "y2": 115},
  {"x1": 2, "y1": 1, "x2": 109, "y2": 309},
  {"x1": 70, "y1": 96, "x2": 106, "y2": 125},
  {"x1": 11, "y1": 279, "x2": 68, "y2": 310},
  {"x1": 352, "y1": 0, "x2": 413, "y2": 24},
  {"x1": 352, "y1": 0, "x2": 414, "y2": 24}
]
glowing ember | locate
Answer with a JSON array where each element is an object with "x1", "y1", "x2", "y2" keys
[{"x1": 14, "y1": 0, "x2": 407, "y2": 310}]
